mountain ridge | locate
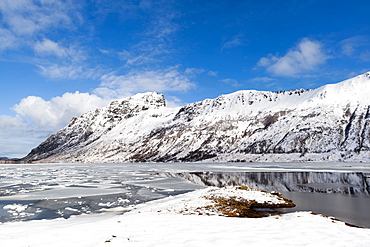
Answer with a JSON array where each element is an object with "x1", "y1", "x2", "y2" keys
[{"x1": 23, "y1": 72, "x2": 370, "y2": 163}]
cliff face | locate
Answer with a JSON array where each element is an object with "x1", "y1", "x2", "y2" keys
[{"x1": 23, "y1": 72, "x2": 370, "y2": 163}]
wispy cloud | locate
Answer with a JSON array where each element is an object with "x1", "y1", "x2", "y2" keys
[
  {"x1": 37, "y1": 64, "x2": 100, "y2": 80},
  {"x1": 0, "y1": 0, "x2": 74, "y2": 34},
  {"x1": 0, "y1": 1, "x2": 91, "y2": 80},
  {"x1": 208, "y1": 71, "x2": 218, "y2": 77},
  {"x1": 0, "y1": 27, "x2": 17, "y2": 50},
  {"x1": 257, "y1": 38, "x2": 328, "y2": 77},
  {"x1": 222, "y1": 34, "x2": 244, "y2": 51},
  {"x1": 248, "y1": 77, "x2": 278, "y2": 89},
  {"x1": 33, "y1": 38, "x2": 99, "y2": 80},
  {"x1": 185, "y1": 68, "x2": 206, "y2": 75},
  {"x1": 102, "y1": 1, "x2": 181, "y2": 68},
  {"x1": 146, "y1": 10, "x2": 179, "y2": 39},
  {"x1": 1, "y1": 0, "x2": 182, "y2": 82},
  {"x1": 118, "y1": 45, "x2": 170, "y2": 67},
  {"x1": 248, "y1": 77, "x2": 276, "y2": 83},
  {"x1": 359, "y1": 52, "x2": 370, "y2": 62},
  {"x1": 95, "y1": 67, "x2": 195, "y2": 99},
  {"x1": 340, "y1": 36, "x2": 368, "y2": 56},
  {"x1": 0, "y1": 0, "x2": 79, "y2": 46},
  {"x1": 219, "y1": 78, "x2": 240, "y2": 87},
  {"x1": 339, "y1": 35, "x2": 370, "y2": 62}
]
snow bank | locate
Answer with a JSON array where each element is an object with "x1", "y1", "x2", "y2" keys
[
  {"x1": 0, "y1": 187, "x2": 369, "y2": 247},
  {"x1": 134, "y1": 186, "x2": 295, "y2": 217}
]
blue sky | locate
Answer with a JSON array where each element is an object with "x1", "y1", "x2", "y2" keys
[{"x1": 1, "y1": 0, "x2": 370, "y2": 158}]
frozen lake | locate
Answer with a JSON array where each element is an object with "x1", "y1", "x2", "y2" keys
[{"x1": 0, "y1": 162, "x2": 369, "y2": 227}]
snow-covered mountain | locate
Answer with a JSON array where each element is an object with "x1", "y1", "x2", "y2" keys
[{"x1": 23, "y1": 72, "x2": 370, "y2": 163}]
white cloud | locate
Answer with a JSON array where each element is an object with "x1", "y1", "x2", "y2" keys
[
  {"x1": 12, "y1": 92, "x2": 109, "y2": 130},
  {"x1": 257, "y1": 38, "x2": 328, "y2": 77},
  {"x1": 95, "y1": 67, "x2": 195, "y2": 99},
  {"x1": 34, "y1": 39, "x2": 68, "y2": 57},
  {"x1": 0, "y1": 91, "x2": 110, "y2": 157},
  {"x1": 0, "y1": 114, "x2": 27, "y2": 130}
]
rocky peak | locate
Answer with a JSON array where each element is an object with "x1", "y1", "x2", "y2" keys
[{"x1": 102, "y1": 92, "x2": 166, "y2": 120}]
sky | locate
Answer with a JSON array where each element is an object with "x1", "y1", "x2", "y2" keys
[{"x1": 1, "y1": 0, "x2": 370, "y2": 158}]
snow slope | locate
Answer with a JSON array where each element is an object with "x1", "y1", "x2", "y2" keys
[{"x1": 23, "y1": 72, "x2": 370, "y2": 163}]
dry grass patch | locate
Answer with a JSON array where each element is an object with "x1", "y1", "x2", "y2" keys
[{"x1": 202, "y1": 187, "x2": 295, "y2": 218}]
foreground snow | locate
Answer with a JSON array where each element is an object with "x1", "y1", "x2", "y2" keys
[{"x1": 1, "y1": 187, "x2": 369, "y2": 247}]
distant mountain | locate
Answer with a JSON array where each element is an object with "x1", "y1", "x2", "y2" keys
[
  {"x1": 0, "y1": 157, "x2": 23, "y2": 164},
  {"x1": 23, "y1": 72, "x2": 370, "y2": 163}
]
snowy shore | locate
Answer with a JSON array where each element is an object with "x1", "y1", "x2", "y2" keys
[{"x1": 1, "y1": 187, "x2": 369, "y2": 247}]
